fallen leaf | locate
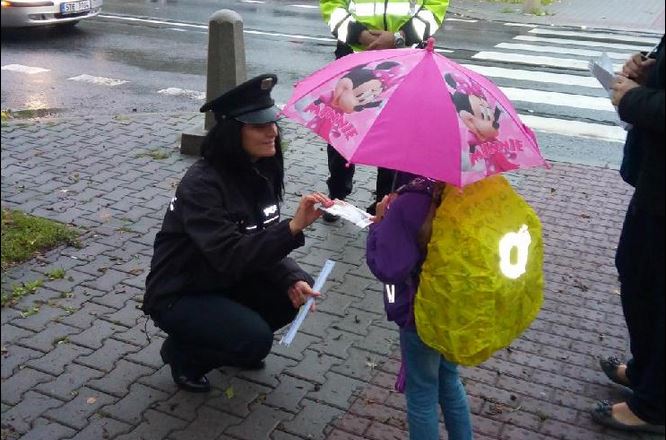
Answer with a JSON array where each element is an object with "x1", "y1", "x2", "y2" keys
[
  {"x1": 225, "y1": 386, "x2": 234, "y2": 400},
  {"x1": 86, "y1": 397, "x2": 97, "y2": 404}
]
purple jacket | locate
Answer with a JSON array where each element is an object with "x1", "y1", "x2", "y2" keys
[{"x1": 366, "y1": 178, "x2": 436, "y2": 329}]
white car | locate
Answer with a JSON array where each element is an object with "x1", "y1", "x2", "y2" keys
[{"x1": 1, "y1": 0, "x2": 103, "y2": 28}]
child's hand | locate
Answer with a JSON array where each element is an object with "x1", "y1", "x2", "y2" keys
[{"x1": 373, "y1": 193, "x2": 397, "y2": 222}]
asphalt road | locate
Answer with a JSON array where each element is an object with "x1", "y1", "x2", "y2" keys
[
  {"x1": 0, "y1": 0, "x2": 521, "y2": 114},
  {"x1": 2, "y1": 0, "x2": 646, "y2": 168}
]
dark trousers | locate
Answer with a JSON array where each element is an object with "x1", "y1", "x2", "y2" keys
[
  {"x1": 327, "y1": 144, "x2": 355, "y2": 200},
  {"x1": 326, "y1": 144, "x2": 395, "y2": 207},
  {"x1": 152, "y1": 285, "x2": 297, "y2": 376},
  {"x1": 615, "y1": 196, "x2": 665, "y2": 424}
]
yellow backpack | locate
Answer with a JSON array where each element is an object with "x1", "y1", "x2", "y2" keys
[{"x1": 415, "y1": 175, "x2": 543, "y2": 366}]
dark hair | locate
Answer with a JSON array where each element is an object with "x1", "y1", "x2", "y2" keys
[{"x1": 200, "y1": 118, "x2": 285, "y2": 200}]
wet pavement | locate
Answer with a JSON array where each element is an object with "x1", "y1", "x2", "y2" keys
[{"x1": 1, "y1": 1, "x2": 665, "y2": 439}]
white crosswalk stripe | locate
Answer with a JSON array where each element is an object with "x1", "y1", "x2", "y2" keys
[
  {"x1": 528, "y1": 28, "x2": 661, "y2": 45},
  {"x1": 461, "y1": 64, "x2": 602, "y2": 88},
  {"x1": 157, "y1": 88, "x2": 206, "y2": 100},
  {"x1": 68, "y1": 74, "x2": 129, "y2": 86},
  {"x1": 513, "y1": 35, "x2": 654, "y2": 52},
  {"x1": 472, "y1": 51, "x2": 622, "y2": 71},
  {"x1": 467, "y1": 25, "x2": 662, "y2": 167},
  {"x1": 495, "y1": 42, "x2": 632, "y2": 60},
  {"x1": 2, "y1": 64, "x2": 50, "y2": 74}
]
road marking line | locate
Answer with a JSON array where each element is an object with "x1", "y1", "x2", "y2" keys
[
  {"x1": 503, "y1": 22, "x2": 537, "y2": 28},
  {"x1": 495, "y1": 42, "x2": 631, "y2": 60},
  {"x1": 99, "y1": 14, "x2": 335, "y2": 42},
  {"x1": 472, "y1": 51, "x2": 622, "y2": 71},
  {"x1": 157, "y1": 88, "x2": 206, "y2": 100},
  {"x1": 2, "y1": 64, "x2": 50, "y2": 74},
  {"x1": 513, "y1": 35, "x2": 653, "y2": 52},
  {"x1": 461, "y1": 63, "x2": 601, "y2": 88},
  {"x1": 241, "y1": 0, "x2": 265, "y2": 3},
  {"x1": 100, "y1": 14, "x2": 206, "y2": 29},
  {"x1": 68, "y1": 74, "x2": 129, "y2": 86},
  {"x1": 501, "y1": 87, "x2": 615, "y2": 112},
  {"x1": 446, "y1": 17, "x2": 478, "y2": 23},
  {"x1": 288, "y1": 4, "x2": 320, "y2": 8},
  {"x1": 244, "y1": 29, "x2": 334, "y2": 42},
  {"x1": 520, "y1": 114, "x2": 625, "y2": 143},
  {"x1": 528, "y1": 28, "x2": 661, "y2": 45}
]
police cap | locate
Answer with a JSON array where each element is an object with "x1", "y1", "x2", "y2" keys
[{"x1": 200, "y1": 74, "x2": 280, "y2": 123}]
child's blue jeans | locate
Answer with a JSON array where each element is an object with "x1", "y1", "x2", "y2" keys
[{"x1": 400, "y1": 329, "x2": 473, "y2": 440}]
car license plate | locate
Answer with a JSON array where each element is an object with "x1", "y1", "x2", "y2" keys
[{"x1": 60, "y1": 0, "x2": 91, "y2": 15}]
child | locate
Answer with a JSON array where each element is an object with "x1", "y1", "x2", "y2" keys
[{"x1": 366, "y1": 173, "x2": 473, "y2": 440}]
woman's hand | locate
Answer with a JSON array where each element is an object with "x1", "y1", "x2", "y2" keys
[
  {"x1": 611, "y1": 75, "x2": 640, "y2": 106},
  {"x1": 621, "y1": 52, "x2": 656, "y2": 85},
  {"x1": 287, "y1": 280, "x2": 320, "y2": 310},
  {"x1": 289, "y1": 192, "x2": 332, "y2": 235}
]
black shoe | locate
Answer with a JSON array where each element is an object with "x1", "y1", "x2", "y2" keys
[
  {"x1": 171, "y1": 371, "x2": 211, "y2": 393},
  {"x1": 591, "y1": 401, "x2": 665, "y2": 434},
  {"x1": 600, "y1": 356, "x2": 632, "y2": 388},
  {"x1": 241, "y1": 359, "x2": 266, "y2": 371},
  {"x1": 366, "y1": 202, "x2": 377, "y2": 216},
  {"x1": 160, "y1": 339, "x2": 211, "y2": 393},
  {"x1": 322, "y1": 212, "x2": 339, "y2": 223}
]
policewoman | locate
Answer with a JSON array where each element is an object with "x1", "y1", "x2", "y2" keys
[{"x1": 143, "y1": 74, "x2": 331, "y2": 393}]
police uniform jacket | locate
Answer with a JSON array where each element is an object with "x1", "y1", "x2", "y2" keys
[
  {"x1": 143, "y1": 158, "x2": 313, "y2": 315},
  {"x1": 321, "y1": 0, "x2": 449, "y2": 52}
]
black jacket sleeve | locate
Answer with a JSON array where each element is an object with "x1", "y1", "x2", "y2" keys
[
  {"x1": 618, "y1": 86, "x2": 665, "y2": 135},
  {"x1": 256, "y1": 257, "x2": 315, "y2": 291},
  {"x1": 176, "y1": 173, "x2": 305, "y2": 287}
]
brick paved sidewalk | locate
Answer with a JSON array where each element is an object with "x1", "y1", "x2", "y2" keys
[{"x1": 1, "y1": 113, "x2": 661, "y2": 440}]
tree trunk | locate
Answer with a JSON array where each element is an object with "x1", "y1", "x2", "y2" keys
[{"x1": 523, "y1": 0, "x2": 542, "y2": 14}]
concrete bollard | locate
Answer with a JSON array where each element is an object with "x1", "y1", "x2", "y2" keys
[{"x1": 180, "y1": 10, "x2": 247, "y2": 155}]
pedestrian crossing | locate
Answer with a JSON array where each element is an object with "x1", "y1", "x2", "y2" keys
[
  {"x1": 1, "y1": 20, "x2": 661, "y2": 169},
  {"x1": 457, "y1": 25, "x2": 661, "y2": 168}
]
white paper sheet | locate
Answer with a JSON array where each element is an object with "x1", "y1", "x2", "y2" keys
[
  {"x1": 279, "y1": 260, "x2": 336, "y2": 346},
  {"x1": 319, "y1": 199, "x2": 374, "y2": 228}
]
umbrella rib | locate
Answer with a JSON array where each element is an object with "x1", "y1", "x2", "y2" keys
[{"x1": 348, "y1": 52, "x2": 431, "y2": 166}]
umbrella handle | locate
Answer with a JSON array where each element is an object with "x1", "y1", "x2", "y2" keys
[{"x1": 425, "y1": 37, "x2": 435, "y2": 52}]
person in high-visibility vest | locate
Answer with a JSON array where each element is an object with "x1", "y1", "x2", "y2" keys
[{"x1": 318, "y1": 0, "x2": 449, "y2": 221}]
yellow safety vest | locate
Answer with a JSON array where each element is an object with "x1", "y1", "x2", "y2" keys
[{"x1": 320, "y1": 0, "x2": 449, "y2": 52}]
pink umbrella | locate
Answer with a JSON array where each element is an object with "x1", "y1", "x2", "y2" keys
[{"x1": 281, "y1": 38, "x2": 548, "y2": 187}]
